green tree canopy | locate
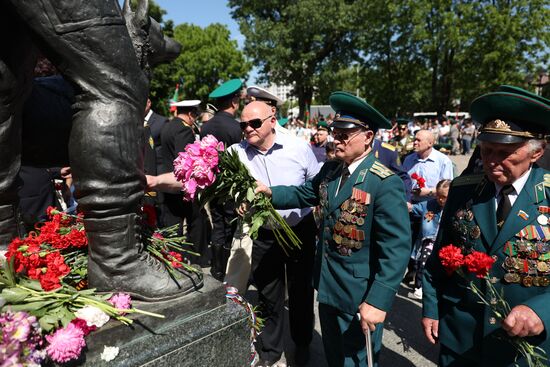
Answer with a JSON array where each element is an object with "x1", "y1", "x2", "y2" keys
[
  {"x1": 229, "y1": 0, "x2": 360, "y2": 118},
  {"x1": 149, "y1": 23, "x2": 251, "y2": 115}
]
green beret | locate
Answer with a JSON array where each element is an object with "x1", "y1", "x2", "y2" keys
[
  {"x1": 278, "y1": 117, "x2": 289, "y2": 127},
  {"x1": 209, "y1": 79, "x2": 243, "y2": 99},
  {"x1": 329, "y1": 91, "x2": 390, "y2": 130},
  {"x1": 317, "y1": 120, "x2": 329, "y2": 130},
  {"x1": 472, "y1": 85, "x2": 550, "y2": 144}
]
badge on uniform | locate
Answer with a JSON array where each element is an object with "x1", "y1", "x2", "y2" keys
[{"x1": 517, "y1": 210, "x2": 529, "y2": 220}]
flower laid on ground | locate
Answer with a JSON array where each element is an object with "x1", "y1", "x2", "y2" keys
[
  {"x1": 0, "y1": 257, "x2": 164, "y2": 364},
  {"x1": 45, "y1": 322, "x2": 86, "y2": 363},
  {"x1": 173, "y1": 135, "x2": 301, "y2": 253},
  {"x1": 108, "y1": 293, "x2": 132, "y2": 315},
  {"x1": 0, "y1": 310, "x2": 44, "y2": 365},
  {"x1": 100, "y1": 345, "x2": 120, "y2": 362},
  {"x1": 74, "y1": 305, "x2": 110, "y2": 328},
  {"x1": 410, "y1": 172, "x2": 426, "y2": 189},
  {"x1": 439, "y1": 244, "x2": 547, "y2": 366}
]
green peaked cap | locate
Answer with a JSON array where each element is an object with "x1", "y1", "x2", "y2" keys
[
  {"x1": 329, "y1": 91, "x2": 391, "y2": 130},
  {"x1": 209, "y1": 79, "x2": 243, "y2": 99},
  {"x1": 471, "y1": 85, "x2": 550, "y2": 144}
]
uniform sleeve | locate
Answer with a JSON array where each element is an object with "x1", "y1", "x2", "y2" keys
[
  {"x1": 365, "y1": 174, "x2": 412, "y2": 311},
  {"x1": 271, "y1": 161, "x2": 338, "y2": 209}
]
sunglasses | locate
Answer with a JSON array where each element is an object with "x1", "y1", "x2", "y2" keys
[
  {"x1": 240, "y1": 115, "x2": 273, "y2": 130},
  {"x1": 331, "y1": 129, "x2": 364, "y2": 142}
]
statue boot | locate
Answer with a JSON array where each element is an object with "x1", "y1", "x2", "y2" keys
[
  {"x1": 0, "y1": 205, "x2": 23, "y2": 251},
  {"x1": 86, "y1": 213, "x2": 203, "y2": 302}
]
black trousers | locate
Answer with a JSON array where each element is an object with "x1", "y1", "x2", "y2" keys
[
  {"x1": 252, "y1": 212, "x2": 316, "y2": 362},
  {"x1": 210, "y1": 201, "x2": 236, "y2": 247},
  {"x1": 162, "y1": 193, "x2": 211, "y2": 267}
]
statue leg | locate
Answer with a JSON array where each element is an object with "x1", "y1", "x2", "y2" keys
[
  {"x1": 8, "y1": 0, "x2": 202, "y2": 299},
  {"x1": 0, "y1": 7, "x2": 37, "y2": 249}
]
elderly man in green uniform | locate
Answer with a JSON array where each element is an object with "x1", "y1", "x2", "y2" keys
[
  {"x1": 422, "y1": 86, "x2": 550, "y2": 366},
  {"x1": 257, "y1": 92, "x2": 411, "y2": 366}
]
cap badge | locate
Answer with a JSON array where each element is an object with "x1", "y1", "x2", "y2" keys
[{"x1": 485, "y1": 119, "x2": 511, "y2": 132}]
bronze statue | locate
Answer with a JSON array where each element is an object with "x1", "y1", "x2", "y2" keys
[{"x1": 0, "y1": 0, "x2": 202, "y2": 301}]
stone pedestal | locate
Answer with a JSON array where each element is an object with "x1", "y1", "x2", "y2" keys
[{"x1": 80, "y1": 275, "x2": 251, "y2": 366}]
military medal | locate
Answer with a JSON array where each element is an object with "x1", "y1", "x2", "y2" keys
[
  {"x1": 357, "y1": 217, "x2": 365, "y2": 226},
  {"x1": 470, "y1": 226, "x2": 481, "y2": 239},
  {"x1": 538, "y1": 214, "x2": 548, "y2": 226},
  {"x1": 522, "y1": 275, "x2": 533, "y2": 287},
  {"x1": 537, "y1": 261, "x2": 549, "y2": 272}
]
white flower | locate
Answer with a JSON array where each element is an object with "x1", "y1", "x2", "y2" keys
[
  {"x1": 0, "y1": 250, "x2": 6, "y2": 261},
  {"x1": 100, "y1": 346, "x2": 119, "y2": 362},
  {"x1": 74, "y1": 305, "x2": 110, "y2": 328}
]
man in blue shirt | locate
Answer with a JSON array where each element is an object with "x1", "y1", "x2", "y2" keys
[
  {"x1": 232, "y1": 101, "x2": 320, "y2": 366},
  {"x1": 402, "y1": 129, "x2": 454, "y2": 203}
]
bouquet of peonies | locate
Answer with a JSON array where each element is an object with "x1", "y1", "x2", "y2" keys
[
  {"x1": 173, "y1": 135, "x2": 301, "y2": 253},
  {"x1": 439, "y1": 244, "x2": 548, "y2": 367}
]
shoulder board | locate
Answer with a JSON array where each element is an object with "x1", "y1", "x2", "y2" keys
[
  {"x1": 452, "y1": 173, "x2": 484, "y2": 187},
  {"x1": 452, "y1": 174, "x2": 484, "y2": 187},
  {"x1": 381, "y1": 142, "x2": 396, "y2": 151},
  {"x1": 370, "y1": 161, "x2": 394, "y2": 179}
]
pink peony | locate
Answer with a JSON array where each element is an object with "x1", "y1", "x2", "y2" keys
[
  {"x1": 108, "y1": 293, "x2": 132, "y2": 315},
  {"x1": 45, "y1": 322, "x2": 86, "y2": 363},
  {"x1": 173, "y1": 135, "x2": 221, "y2": 201}
]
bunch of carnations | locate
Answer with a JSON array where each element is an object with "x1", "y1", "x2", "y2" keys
[
  {"x1": 173, "y1": 135, "x2": 301, "y2": 253},
  {"x1": 410, "y1": 172, "x2": 426, "y2": 189},
  {"x1": 439, "y1": 244, "x2": 548, "y2": 367},
  {"x1": 0, "y1": 257, "x2": 163, "y2": 364},
  {"x1": 5, "y1": 208, "x2": 87, "y2": 291},
  {"x1": 144, "y1": 224, "x2": 200, "y2": 276},
  {"x1": 0, "y1": 310, "x2": 44, "y2": 366}
]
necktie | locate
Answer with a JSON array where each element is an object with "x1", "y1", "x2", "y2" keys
[
  {"x1": 496, "y1": 184, "x2": 514, "y2": 228},
  {"x1": 338, "y1": 167, "x2": 350, "y2": 193}
]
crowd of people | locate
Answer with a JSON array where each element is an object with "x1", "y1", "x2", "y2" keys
[{"x1": 9, "y1": 72, "x2": 550, "y2": 367}]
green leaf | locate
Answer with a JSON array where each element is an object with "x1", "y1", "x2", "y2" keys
[
  {"x1": 246, "y1": 187, "x2": 255, "y2": 202},
  {"x1": 39, "y1": 314, "x2": 60, "y2": 332},
  {"x1": 6, "y1": 300, "x2": 52, "y2": 312},
  {"x1": 1, "y1": 287, "x2": 31, "y2": 303}
]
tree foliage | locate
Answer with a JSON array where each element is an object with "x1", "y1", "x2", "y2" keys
[
  {"x1": 145, "y1": 4, "x2": 250, "y2": 115},
  {"x1": 229, "y1": 0, "x2": 360, "y2": 118},
  {"x1": 230, "y1": 0, "x2": 549, "y2": 118}
]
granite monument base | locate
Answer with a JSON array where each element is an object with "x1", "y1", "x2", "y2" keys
[{"x1": 79, "y1": 274, "x2": 251, "y2": 366}]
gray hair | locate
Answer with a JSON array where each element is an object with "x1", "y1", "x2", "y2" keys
[{"x1": 527, "y1": 139, "x2": 546, "y2": 154}]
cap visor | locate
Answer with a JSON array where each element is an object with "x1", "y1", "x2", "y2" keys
[{"x1": 478, "y1": 132, "x2": 528, "y2": 144}]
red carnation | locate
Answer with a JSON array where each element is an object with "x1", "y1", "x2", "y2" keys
[
  {"x1": 439, "y1": 245, "x2": 464, "y2": 275},
  {"x1": 411, "y1": 173, "x2": 419, "y2": 180},
  {"x1": 165, "y1": 251, "x2": 183, "y2": 268},
  {"x1": 40, "y1": 270, "x2": 62, "y2": 291},
  {"x1": 463, "y1": 251, "x2": 495, "y2": 278},
  {"x1": 70, "y1": 318, "x2": 97, "y2": 336}
]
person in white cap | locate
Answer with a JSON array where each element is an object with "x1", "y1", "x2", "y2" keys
[
  {"x1": 159, "y1": 99, "x2": 211, "y2": 266},
  {"x1": 246, "y1": 85, "x2": 294, "y2": 137}
]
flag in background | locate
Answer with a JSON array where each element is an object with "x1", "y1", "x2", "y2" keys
[{"x1": 168, "y1": 78, "x2": 185, "y2": 113}]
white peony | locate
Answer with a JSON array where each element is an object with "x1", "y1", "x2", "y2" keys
[
  {"x1": 74, "y1": 305, "x2": 110, "y2": 328},
  {"x1": 100, "y1": 346, "x2": 120, "y2": 362}
]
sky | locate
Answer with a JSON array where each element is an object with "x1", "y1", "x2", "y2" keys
[
  {"x1": 155, "y1": 1, "x2": 242, "y2": 40},
  {"x1": 154, "y1": 0, "x2": 256, "y2": 81}
]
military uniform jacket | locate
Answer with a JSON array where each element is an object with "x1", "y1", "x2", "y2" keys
[
  {"x1": 200, "y1": 111, "x2": 242, "y2": 147},
  {"x1": 271, "y1": 153, "x2": 411, "y2": 314},
  {"x1": 423, "y1": 166, "x2": 550, "y2": 366}
]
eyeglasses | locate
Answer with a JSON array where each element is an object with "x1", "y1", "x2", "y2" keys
[
  {"x1": 240, "y1": 115, "x2": 273, "y2": 130},
  {"x1": 331, "y1": 129, "x2": 364, "y2": 142}
]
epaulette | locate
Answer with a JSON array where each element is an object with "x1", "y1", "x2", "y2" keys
[
  {"x1": 452, "y1": 173, "x2": 484, "y2": 187},
  {"x1": 381, "y1": 142, "x2": 396, "y2": 151},
  {"x1": 543, "y1": 174, "x2": 550, "y2": 187},
  {"x1": 370, "y1": 161, "x2": 394, "y2": 179}
]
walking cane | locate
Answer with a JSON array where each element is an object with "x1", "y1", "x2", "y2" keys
[{"x1": 357, "y1": 313, "x2": 374, "y2": 367}]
